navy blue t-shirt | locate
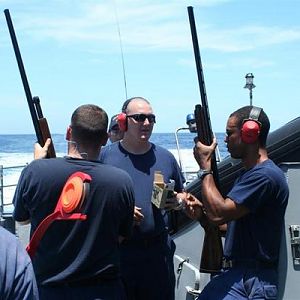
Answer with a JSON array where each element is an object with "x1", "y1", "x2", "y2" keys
[
  {"x1": 13, "y1": 157, "x2": 134, "y2": 285},
  {"x1": 0, "y1": 226, "x2": 39, "y2": 299},
  {"x1": 99, "y1": 142, "x2": 184, "y2": 240},
  {"x1": 224, "y1": 159, "x2": 289, "y2": 262}
]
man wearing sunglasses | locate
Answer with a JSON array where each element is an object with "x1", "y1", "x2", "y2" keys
[{"x1": 100, "y1": 97, "x2": 185, "y2": 300}]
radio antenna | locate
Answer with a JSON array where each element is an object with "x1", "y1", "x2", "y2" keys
[{"x1": 112, "y1": 0, "x2": 128, "y2": 99}]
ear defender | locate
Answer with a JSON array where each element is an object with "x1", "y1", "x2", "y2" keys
[
  {"x1": 117, "y1": 98, "x2": 134, "y2": 132},
  {"x1": 117, "y1": 113, "x2": 127, "y2": 131},
  {"x1": 241, "y1": 106, "x2": 262, "y2": 144}
]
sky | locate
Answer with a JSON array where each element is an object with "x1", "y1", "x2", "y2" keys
[{"x1": 0, "y1": 0, "x2": 299, "y2": 134}]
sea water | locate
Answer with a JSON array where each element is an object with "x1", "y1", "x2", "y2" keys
[{"x1": 0, "y1": 132, "x2": 228, "y2": 213}]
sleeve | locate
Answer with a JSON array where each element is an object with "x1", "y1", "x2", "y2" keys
[{"x1": 227, "y1": 172, "x2": 272, "y2": 212}]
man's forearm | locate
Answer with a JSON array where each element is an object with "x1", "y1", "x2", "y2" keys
[{"x1": 201, "y1": 174, "x2": 226, "y2": 225}]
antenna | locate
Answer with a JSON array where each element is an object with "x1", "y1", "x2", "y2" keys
[{"x1": 112, "y1": 0, "x2": 128, "y2": 99}]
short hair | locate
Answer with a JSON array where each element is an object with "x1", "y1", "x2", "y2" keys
[
  {"x1": 121, "y1": 97, "x2": 150, "y2": 113},
  {"x1": 71, "y1": 104, "x2": 108, "y2": 146},
  {"x1": 230, "y1": 105, "x2": 270, "y2": 147}
]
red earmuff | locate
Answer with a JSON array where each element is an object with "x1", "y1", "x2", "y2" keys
[
  {"x1": 117, "y1": 113, "x2": 127, "y2": 131},
  {"x1": 241, "y1": 106, "x2": 262, "y2": 144},
  {"x1": 117, "y1": 98, "x2": 135, "y2": 132}
]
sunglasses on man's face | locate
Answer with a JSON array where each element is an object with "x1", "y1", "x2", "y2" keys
[{"x1": 127, "y1": 114, "x2": 156, "y2": 123}]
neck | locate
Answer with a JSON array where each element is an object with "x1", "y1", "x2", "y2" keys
[
  {"x1": 121, "y1": 137, "x2": 151, "y2": 154},
  {"x1": 243, "y1": 147, "x2": 268, "y2": 169},
  {"x1": 67, "y1": 142, "x2": 100, "y2": 160}
]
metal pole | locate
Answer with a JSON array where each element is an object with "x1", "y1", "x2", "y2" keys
[{"x1": 250, "y1": 89, "x2": 253, "y2": 106}]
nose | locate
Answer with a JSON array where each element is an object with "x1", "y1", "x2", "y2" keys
[
  {"x1": 224, "y1": 135, "x2": 228, "y2": 143},
  {"x1": 143, "y1": 117, "x2": 150, "y2": 125}
]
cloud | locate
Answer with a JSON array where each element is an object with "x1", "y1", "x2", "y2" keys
[
  {"x1": 198, "y1": 25, "x2": 300, "y2": 52},
  {"x1": 4, "y1": 1, "x2": 300, "y2": 54}
]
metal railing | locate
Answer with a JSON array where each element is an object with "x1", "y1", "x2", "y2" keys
[
  {"x1": 174, "y1": 128, "x2": 222, "y2": 185},
  {"x1": 0, "y1": 164, "x2": 26, "y2": 216}
]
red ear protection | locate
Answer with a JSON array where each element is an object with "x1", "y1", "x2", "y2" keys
[
  {"x1": 117, "y1": 98, "x2": 134, "y2": 132},
  {"x1": 117, "y1": 113, "x2": 127, "y2": 131},
  {"x1": 241, "y1": 106, "x2": 262, "y2": 144}
]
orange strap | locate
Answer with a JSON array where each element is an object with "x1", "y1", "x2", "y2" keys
[{"x1": 26, "y1": 171, "x2": 92, "y2": 258}]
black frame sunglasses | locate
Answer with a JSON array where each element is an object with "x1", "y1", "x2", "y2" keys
[{"x1": 127, "y1": 114, "x2": 156, "y2": 123}]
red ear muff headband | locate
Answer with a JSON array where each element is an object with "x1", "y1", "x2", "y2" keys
[
  {"x1": 26, "y1": 171, "x2": 92, "y2": 258},
  {"x1": 117, "y1": 98, "x2": 134, "y2": 132},
  {"x1": 241, "y1": 106, "x2": 262, "y2": 144},
  {"x1": 117, "y1": 113, "x2": 127, "y2": 131}
]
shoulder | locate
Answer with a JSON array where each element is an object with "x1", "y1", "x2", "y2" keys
[
  {"x1": 102, "y1": 142, "x2": 120, "y2": 152},
  {"x1": 24, "y1": 157, "x2": 65, "y2": 170},
  {"x1": 152, "y1": 144, "x2": 176, "y2": 160},
  {"x1": 99, "y1": 142, "x2": 121, "y2": 160},
  {"x1": 19, "y1": 157, "x2": 68, "y2": 181},
  {"x1": 102, "y1": 162, "x2": 131, "y2": 179},
  {"x1": 229, "y1": 160, "x2": 288, "y2": 206},
  {"x1": 254, "y1": 160, "x2": 287, "y2": 184}
]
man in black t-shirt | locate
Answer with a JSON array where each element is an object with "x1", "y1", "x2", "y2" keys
[{"x1": 13, "y1": 104, "x2": 135, "y2": 300}]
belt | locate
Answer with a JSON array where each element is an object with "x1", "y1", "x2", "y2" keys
[
  {"x1": 222, "y1": 259, "x2": 277, "y2": 270},
  {"x1": 122, "y1": 233, "x2": 166, "y2": 248}
]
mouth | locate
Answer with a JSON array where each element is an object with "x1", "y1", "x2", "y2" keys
[{"x1": 141, "y1": 127, "x2": 150, "y2": 133}]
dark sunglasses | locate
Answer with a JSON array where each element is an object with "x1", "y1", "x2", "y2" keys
[{"x1": 127, "y1": 114, "x2": 156, "y2": 123}]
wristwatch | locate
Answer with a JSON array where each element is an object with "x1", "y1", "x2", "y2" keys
[{"x1": 197, "y1": 169, "x2": 213, "y2": 180}]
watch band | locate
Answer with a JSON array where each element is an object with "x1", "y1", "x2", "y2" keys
[{"x1": 197, "y1": 169, "x2": 213, "y2": 180}]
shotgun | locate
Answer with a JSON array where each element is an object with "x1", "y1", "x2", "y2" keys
[
  {"x1": 4, "y1": 9, "x2": 56, "y2": 158},
  {"x1": 187, "y1": 6, "x2": 223, "y2": 274}
]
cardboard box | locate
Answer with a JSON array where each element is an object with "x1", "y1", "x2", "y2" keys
[{"x1": 151, "y1": 171, "x2": 175, "y2": 209}]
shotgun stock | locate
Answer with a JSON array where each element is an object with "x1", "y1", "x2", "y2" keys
[
  {"x1": 4, "y1": 9, "x2": 56, "y2": 158},
  {"x1": 188, "y1": 6, "x2": 223, "y2": 274}
]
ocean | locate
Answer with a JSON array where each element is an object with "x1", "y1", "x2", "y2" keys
[{"x1": 0, "y1": 132, "x2": 228, "y2": 214}]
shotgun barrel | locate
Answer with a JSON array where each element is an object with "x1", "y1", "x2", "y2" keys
[
  {"x1": 188, "y1": 6, "x2": 223, "y2": 274},
  {"x1": 4, "y1": 9, "x2": 56, "y2": 158}
]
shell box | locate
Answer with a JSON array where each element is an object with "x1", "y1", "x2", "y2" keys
[{"x1": 151, "y1": 171, "x2": 175, "y2": 209}]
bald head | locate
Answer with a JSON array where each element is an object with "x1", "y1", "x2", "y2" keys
[{"x1": 122, "y1": 97, "x2": 151, "y2": 114}]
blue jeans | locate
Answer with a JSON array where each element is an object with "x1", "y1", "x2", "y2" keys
[{"x1": 197, "y1": 267, "x2": 277, "y2": 300}]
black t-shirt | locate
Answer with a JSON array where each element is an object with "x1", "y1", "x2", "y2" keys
[{"x1": 13, "y1": 157, "x2": 135, "y2": 285}]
